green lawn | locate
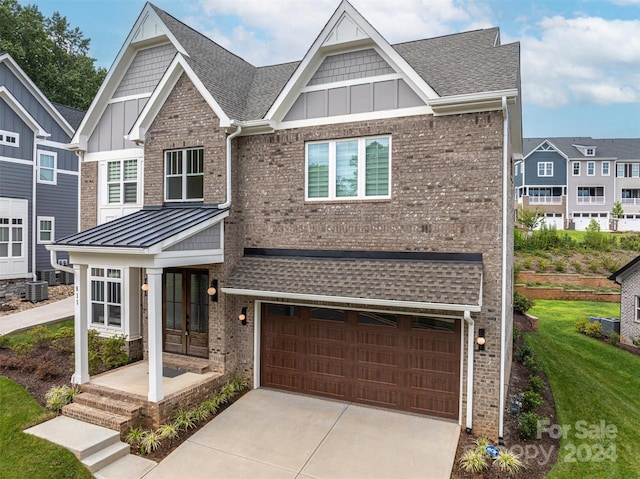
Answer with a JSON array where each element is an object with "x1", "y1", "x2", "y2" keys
[
  {"x1": 2, "y1": 318, "x2": 74, "y2": 346},
  {"x1": 526, "y1": 300, "x2": 638, "y2": 479},
  {"x1": 0, "y1": 378, "x2": 92, "y2": 479}
]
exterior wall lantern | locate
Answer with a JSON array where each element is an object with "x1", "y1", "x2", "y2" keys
[
  {"x1": 239, "y1": 307, "x2": 247, "y2": 325},
  {"x1": 477, "y1": 328, "x2": 486, "y2": 351}
]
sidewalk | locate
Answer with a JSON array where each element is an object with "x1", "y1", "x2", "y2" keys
[{"x1": 0, "y1": 296, "x2": 74, "y2": 335}]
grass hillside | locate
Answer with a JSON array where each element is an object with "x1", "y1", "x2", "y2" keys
[{"x1": 514, "y1": 228, "x2": 639, "y2": 277}]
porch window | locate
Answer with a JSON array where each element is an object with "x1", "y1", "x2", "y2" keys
[
  {"x1": 90, "y1": 268, "x2": 122, "y2": 328},
  {"x1": 0, "y1": 218, "x2": 23, "y2": 258},
  {"x1": 165, "y1": 148, "x2": 204, "y2": 201},
  {"x1": 107, "y1": 159, "x2": 138, "y2": 204},
  {"x1": 306, "y1": 136, "x2": 391, "y2": 200}
]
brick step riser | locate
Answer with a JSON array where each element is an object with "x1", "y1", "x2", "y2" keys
[
  {"x1": 74, "y1": 394, "x2": 142, "y2": 417},
  {"x1": 62, "y1": 404, "x2": 141, "y2": 437}
]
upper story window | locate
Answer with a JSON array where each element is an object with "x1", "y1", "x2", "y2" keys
[
  {"x1": 586, "y1": 148, "x2": 595, "y2": 156},
  {"x1": 108, "y1": 159, "x2": 138, "y2": 204},
  {"x1": 37, "y1": 217, "x2": 54, "y2": 244},
  {"x1": 0, "y1": 129, "x2": 19, "y2": 147},
  {"x1": 617, "y1": 163, "x2": 640, "y2": 178},
  {"x1": 602, "y1": 162, "x2": 610, "y2": 176},
  {"x1": 165, "y1": 148, "x2": 204, "y2": 201},
  {"x1": 587, "y1": 161, "x2": 595, "y2": 176},
  {"x1": 572, "y1": 162, "x2": 580, "y2": 176},
  {"x1": 537, "y1": 162, "x2": 553, "y2": 177},
  {"x1": 0, "y1": 218, "x2": 23, "y2": 258},
  {"x1": 37, "y1": 150, "x2": 57, "y2": 184},
  {"x1": 306, "y1": 136, "x2": 391, "y2": 201}
]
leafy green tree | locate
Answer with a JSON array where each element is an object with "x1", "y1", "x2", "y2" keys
[
  {"x1": 611, "y1": 201, "x2": 624, "y2": 231},
  {"x1": 0, "y1": 0, "x2": 105, "y2": 109},
  {"x1": 517, "y1": 206, "x2": 544, "y2": 231}
]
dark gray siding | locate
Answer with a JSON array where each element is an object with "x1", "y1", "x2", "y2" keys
[
  {"x1": 514, "y1": 161, "x2": 523, "y2": 188},
  {"x1": 0, "y1": 161, "x2": 33, "y2": 273},
  {"x1": 35, "y1": 173, "x2": 77, "y2": 271},
  {"x1": 0, "y1": 63, "x2": 72, "y2": 143},
  {"x1": 0, "y1": 97, "x2": 34, "y2": 160},
  {"x1": 524, "y1": 151, "x2": 567, "y2": 186},
  {"x1": 37, "y1": 146, "x2": 79, "y2": 172}
]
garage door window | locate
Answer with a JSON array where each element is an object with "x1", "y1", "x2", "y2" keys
[
  {"x1": 412, "y1": 317, "x2": 456, "y2": 331},
  {"x1": 358, "y1": 312, "x2": 397, "y2": 327},
  {"x1": 310, "y1": 308, "x2": 345, "y2": 321},
  {"x1": 266, "y1": 304, "x2": 298, "y2": 317}
]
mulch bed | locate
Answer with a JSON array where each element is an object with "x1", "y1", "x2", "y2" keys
[{"x1": 450, "y1": 312, "x2": 559, "y2": 479}]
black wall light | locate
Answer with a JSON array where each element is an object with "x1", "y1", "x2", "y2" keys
[
  {"x1": 239, "y1": 307, "x2": 247, "y2": 325},
  {"x1": 207, "y1": 279, "x2": 218, "y2": 302},
  {"x1": 477, "y1": 328, "x2": 486, "y2": 351}
]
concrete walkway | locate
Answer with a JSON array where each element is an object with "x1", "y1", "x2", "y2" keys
[{"x1": 0, "y1": 296, "x2": 74, "y2": 335}]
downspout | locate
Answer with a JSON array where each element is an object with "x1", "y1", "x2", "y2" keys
[
  {"x1": 463, "y1": 310, "x2": 474, "y2": 433},
  {"x1": 31, "y1": 138, "x2": 37, "y2": 280},
  {"x1": 499, "y1": 96, "x2": 510, "y2": 444},
  {"x1": 218, "y1": 121, "x2": 242, "y2": 210},
  {"x1": 49, "y1": 249, "x2": 73, "y2": 274}
]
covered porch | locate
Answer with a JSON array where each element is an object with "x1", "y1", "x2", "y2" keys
[{"x1": 46, "y1": 206, "x2": 229, "y2": 408}]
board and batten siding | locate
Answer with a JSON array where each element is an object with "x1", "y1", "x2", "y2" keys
[{"x1": 0, "y1": 97, "x2": 35, "y2": 160}]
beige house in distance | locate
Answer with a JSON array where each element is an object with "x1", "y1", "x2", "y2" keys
[{"x1": 48, "y1": 1, "x2": 521, "y2": 440}]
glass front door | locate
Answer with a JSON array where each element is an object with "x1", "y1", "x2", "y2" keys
[{"x1": 163, "y1": 269, "x2": 209, "y2": 358}]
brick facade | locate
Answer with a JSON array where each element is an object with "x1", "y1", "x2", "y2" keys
[{"x1": 80, "y1": 161, "x2": 98, "y2": 230}]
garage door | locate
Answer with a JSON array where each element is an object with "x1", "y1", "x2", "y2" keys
[{"x1": 260, "y1": 304, "x2": 461, "y2": 420}]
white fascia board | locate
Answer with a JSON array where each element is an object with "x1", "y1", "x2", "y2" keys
[
  {"x1": 429, "y1": 89, "x2": 518, "y2": 115},
  {"x1": 265, "y1": 1, "x2": 439, "y2": 122},
  {"x1": 150, "y1": 210, "x2": 229, "y2": 253},
  {"x1": 70, "y1": 4, "x2": 184, "y2": 147},
  {"x1": 0, "y1": 54, "x2": 74, "y2": 136},
  {"x1": 83, "y1": 148, "x2": 143, "y2": 163},
  {"x1": 128, "y1": 55, "x2": 231, "y2": 143},
  {"x1": 523, "y1": 139, "x2": 568, "y2": 162},
  {"x1": 0, "y1": 87, "x2": 49, "y2": 137},
  {"x1": 221, "y1": 287, "x2": 482, "y2": 313},
  {"x1": 154, "y1": 250, "x2": 224, "y2": 268}
]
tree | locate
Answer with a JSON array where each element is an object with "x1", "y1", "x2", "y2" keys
[
  {"x1": 0, "y1": 0, "x2": 106, "y2": 110},
  {"x1": 517, "y1": 206, "x2": 544, "y2": 231},
  {"x1": 611, "y1": 201, "x2": 624, "y2": 232}
]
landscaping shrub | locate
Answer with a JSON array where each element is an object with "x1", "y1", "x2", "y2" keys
[
  {"x1": 516, "y1": 343, "x2": 534, "y2": 364},
  {"x1": 45, "y1": 385, "x2": 79, "y2": 412},
  {"x1": 619, "y1": 235, "x2": 640, "y2": 251},
  {"x1": 632, "y1": 337, "x2": 640, "y2": 349},
  {"x1": 493, "y1": 449, "x2": 525, "y2": 475},
  {"x1": 523, "y1": 355, "x2": 542, "y2": 374},
  {"x1": 518, "y1": 412, "x2": 545, "y2": 440},
  {"x1": 554, "y1": 260, "x2": 566, "y2": 272},
  {"x1": 583, "y1": 220, "x2": 613, "y2": 251},
  {"x1": 0, "y1": 334, "x2": 10, "y2": 349},
  {"x1": 528, "y1": 375, "x2": 544, "y2": 394},
  {"x1": 574, "y1": 318, "x2": 588, "y2": 333},
  {"x1": 570, "y1": 260, "x2": 583, "y2": 274},
  {"x1": 584, "y1": 321, "x2": 602, "y2": 338},
  {"x1": 522, "y1": 390, "x2": 543, "y2": 412},
  {"x1": 11, "y1": 342, "x2": 33, "y2": 357},
  {"x1": 535, "y1": 258, "x2": 550, "y2": 272},
  {"x1": 513, "y1": 327, "x2": 521, "y2": 343},
  {"x1": 27, "y1": 326, "x2": 52, "y2": 346},
  {"x1": 609, "y1": 331, "x2": 620, "y2": 346},
  {"x1": 588, "y1": 261, "x2": 601, "y2": 273},
  {"x1": 35, "y1": 362, "x2": 60, "y2": 380},
  {"x1": 514, "y1": 291, "x2": 534, "y2": 314},
  {"x1": 51, "y1": 326, "x2": 75, "y2": 353},
  {"x1": 101, "y1": 335, "x2": 130, "y2": 369},
  {"x1": 601, "y1": 256, "x2": 620, "y2": 274},
  {"x1": 459, "y1": 448, "x2": 488, "y2": 474},
  {"x1": 139, "y1": 431, "x2": 161, "y2": 455}
]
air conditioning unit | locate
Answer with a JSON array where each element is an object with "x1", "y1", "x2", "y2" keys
[
  {"x1": 38, "y1": 269, "x2": 60, "y2": 286},
  {"x1": 25, "y1": 281, "x2": 49, "y2": 303},
  {"x1": 60, "y1": 270, "x2": 74, "y2": 285}
]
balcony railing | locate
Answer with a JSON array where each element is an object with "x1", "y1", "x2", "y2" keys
[
  {"x1": 622, "y1": 198, "x2": 640, "y2": 206},
  {"x1": 529, "y1": 196, "x2": 563, "y2": 204},
  {"x1": 577, "y1": 196, "x2": 605, "y2": 204}
]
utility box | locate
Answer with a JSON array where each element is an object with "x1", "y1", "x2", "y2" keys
[
  {"x1": 60, "y1": 270, "x2": 74, "y2": 285},
  {"x1": 589, "y1": 316, "x2": 621, "y2": 338},
  {"x1": 38, "y1": 269, "x2": 60, "y2": 286},
  {"x1": 24, "y1": 281, "x2": 49, "y2": 303}
]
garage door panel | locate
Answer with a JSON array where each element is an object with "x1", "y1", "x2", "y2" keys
[
  {"x1": 262, "y1": 370, "x2": 303, "y2": 391},
  {"x1": 306, "y1": 376, "x2": 348, "y2": 399},
  {"x1": 354, "y1": 365, "x2": 398, "y2": 385},
  {"x1": 409, "y1": 372, "x2": 457, "y2": 393},
  {"x1": 353, "y1": 385, "x2": 399, "y2": 408},
  {"x1": 407, "y1": 393, "x2": 457, "y2": 419},
  {"x1": 410, "y1": 336, "x2": 457, "y2": 355},
  {"x1": 410, "y1": 355, "x2": 458, "y2": 374}
]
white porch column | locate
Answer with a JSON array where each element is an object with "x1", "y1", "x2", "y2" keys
[
  {"x1": 147, "y1": 267, "x2": 164, "y2": 402},
  {"x1": 71, "y1": 264, "x2": 89, "y2": 384}
]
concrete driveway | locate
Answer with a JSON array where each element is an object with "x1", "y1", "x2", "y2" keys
[{"x1": 143, "y1": 389, "x2": 459, "y2": 479}]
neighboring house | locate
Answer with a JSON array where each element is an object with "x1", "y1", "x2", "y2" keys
[
  {"x1": 609, "y1": 256, "x2": 640, "y2": 344},
  {"x1": 48, "y1": 1, "x2": 521, "y2": 440},
  {"x1": 515, "y1": 137, "x2": 640, "y2": 231},
  {"x1": 0, "y1": 53, "x2": 82, "y2": 297}
]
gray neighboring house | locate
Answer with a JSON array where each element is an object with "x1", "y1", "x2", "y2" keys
[
  {"x1": 515, "y1": 137, "x2": 640, "y2": 231},
  {"x1": 609, "y1": 256, "x2": 640, "y2": 344},
  {"x1": 0, "y1": 53, "x2": 82, "y2": 296}
]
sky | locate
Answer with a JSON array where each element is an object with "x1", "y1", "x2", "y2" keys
[{"x1": 24, "y1": 0, "x2": 640, "y2": 139}]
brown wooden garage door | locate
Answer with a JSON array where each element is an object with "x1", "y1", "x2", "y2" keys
[{"x1": 261, "y1": 304, "x2": 461, "y2": 420}]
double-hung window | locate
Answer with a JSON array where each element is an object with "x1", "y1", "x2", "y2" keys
[
  {"x1": 587, "y1": 161, "x2": 595, "y2": 176},
  {"x1": 107, "y1": 159, "x2": 138, "y2": 204},
  {"x1": 165, "y1": 148, "x2": 204, "y2": 201},
  {"x1": 537, "y1": 162, "x2": 553, "y2": 177},
  {"x1": 37, "y1": 150, "x2": 57, "y2": 184},
  {"x1": 0, "y1": 218, "x2": 23, "y2": 258},
  {"x1": 37, "y1": 217, "x2": 54, "y2": 244},
  {"x1": 90, "y1": 268, "x2": 122, "y2": 328},
  {"x1": 306, "y1": 136, "x2": 391, "y2": 201},
  {"x1": 602, "y1": 162, "x2": 610, "y2": 176},
  {"x1": 572, "y1": 162, "x2": 580, "y2": 176}
]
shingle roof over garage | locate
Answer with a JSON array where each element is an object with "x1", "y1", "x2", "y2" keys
[{"x1": 224, "y1": 249, "x2": 483, "y2": 309}]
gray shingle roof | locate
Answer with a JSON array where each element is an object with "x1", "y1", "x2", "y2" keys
[
  {"x1": 225, "y1": 250, "x2": 483, "y2": 307},
  {"x1": 524, "y1": 137, "x2": 640, "y2": 160},
  {"x1": 52, "y1": 102, "x2": 85, "y2": 130},
  {"x1": 56, "y1": 206, "x2": 227, "y2": 248},
  {"x1": 148, "y1": 4, "x2": 519, "y2": 121}
]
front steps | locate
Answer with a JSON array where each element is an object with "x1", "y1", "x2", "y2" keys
[
  {"x1": 24, "y1": 416, "x2": 156, "y2": 477},
  {"x1": 62, "y1": 391, "x2": 143, "y2": 437}
]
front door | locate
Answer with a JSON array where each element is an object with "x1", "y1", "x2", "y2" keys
[{"x1": 163, "y1": 269, "x2": 209, "y2": 358}]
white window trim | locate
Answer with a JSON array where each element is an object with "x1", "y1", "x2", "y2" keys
[
  {"x1": 587, "y1": 161, "x2": 595, "y2": 176},
  {"x1": 164, "y1": 147, "x2": 204, "y2": 202},
  {"x1": 636, "y1": 296, "x2": 640, "y2": 323},
  {"x1": 37, "y1": 216, "x2": 55, "y2": 244},
  {"x1": 89, "y1": 266, "x2": 124, "y2": 332},
  {"x1": 106, "y1": 158, "x2": 140, "y2": 205},
  {"x1": 305, "y1": 135, "x2": 392, "y2": 202},
  {"x1": 602, "y1": 161, "x2": 610, "y2": 176},
  {"x1": 37, "y1": 150, "x2": 57, "y2": 185},
  {"x1": 0, "y1": 129, "x2": 19, "y2": 147},
  {"x1": 572, "y1": 161, "x2": 580, "y2": 176},
  {"x1": 537, "y1": 162, "x2": 553, "y2": 177}
]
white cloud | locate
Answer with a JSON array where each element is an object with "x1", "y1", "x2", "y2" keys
[{"x1": 520, "y1": 16, "x2": 640, "y2": 107}]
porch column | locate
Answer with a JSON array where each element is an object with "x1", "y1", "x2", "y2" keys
[
  {"x1": 71, "y1": 264, "x2": 89, "y2": 384},
  {"x1": 147, "y1": 267, "x2": 164, "y2": 402}
]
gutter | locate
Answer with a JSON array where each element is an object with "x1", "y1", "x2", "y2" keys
[
  {"x1": 463, "y1": 310, "x2": 474, "y2": 432},
  {"x1": 499, "y1": 96, "x2": 510, "y2": 444},
  {"x1": 49, "y1": 248, "x2": 74, "y2": 274},
  {"x1": 218, "y1": 121, "x2": 242, "y2": 209}
]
